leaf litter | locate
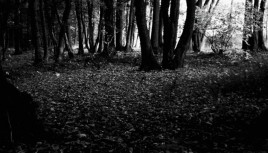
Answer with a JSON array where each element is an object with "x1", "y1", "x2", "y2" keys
[{"x1": 1, "y1": 51, "x2": 268, "y2": 152}]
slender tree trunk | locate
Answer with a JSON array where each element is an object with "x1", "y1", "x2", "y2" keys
[
  {"x1": 135, "y1": 0, "x2": 161, "y2": 71},
  {"x1": 242, "y1": 0, "x2": 253, "y2": 50},
  {"x1": 39, "y1": 0, "x2": 48, "y2": 62},
  {"x1": 82, "y1": 12, "x2": 90, "y2": 52},
  {"x1": 64, "y1": 17, "x2": 74, "y2": 59},
  {"x1": 55, "y1": 0, "x2": 72, "y2": 62},
  {"x1": 151, "y1": 0, "x2": 160, "y2": 54},
  {"x1": 0, "y1": 3, "x2": 10, "y2": 61},
  {"x1": 116, "y1": 0, "x2": 125, "y2": 50},
  {"x1": 14, "y1": 0, "x2": 22, "y2": 55},
  {"x1": 126, "y1": 0, "x2": 135, "y2": 52},
  {"x1": 158, "y1": 5, "x2": 163, "y2": 52},
  {"x1": 75, "y1": 0, "x2": 84, "y2": 55},
  {"x1": 192, "y1": 0, "x2": 203, "y2": 52},
  {"x1": 173, "y1": 0, "x2": 196, "y2": 68},
  {"x1": 29, "y1": 0, "x2": 43, "y2": 64},
  {"x1": 96, "y1": 7, "x2": 105, "y2": 53},
  {"x1": 252, "y1": 0, "x2": 260, "y2": 51},
  {"x1": 87, "y1": 0, "x2": 94, "y2": 52},
  {"x1": 44, "y1": 1, "x2": 58, "y2": 56},
  {"x1": 258, "y1": 0, "x2": 267, "y2": 51}
]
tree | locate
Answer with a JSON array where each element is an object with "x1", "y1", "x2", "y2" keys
[
  {"x1": 87, "y1": 0, "x2": 95, "y2": 53},
  {"x1": 0, "y1": 1, "x2": 11, "y2": 61},
  {"x1": 102, "y1": 0, "x2": 116, "y2": 57},
  {"x1": 116, "y1": 0, "x2": 125, "y2": 50},
  {"x1": 55, "y1": 0, "x2": 72, "y2": 62},
  {"x1": 125, "y1": 0, "x2": 135, "y2": 52},
  {"x1": 161, "y1": 0, "x2": 180, "y2": 69},
  {"x1": 151, "y1": 0, "x2": 160, "y2": 54},
  {"x1": 44, "y1": 0, "x2": 58, "y2": 57},
  {"x1": 134, "y1": 0, "x2": 161, "y2": 71},
  {"x1": 192, "y1": 0, "x2": 220, "y2": 53},
  {"x1": 242, "y1": 0, "x2": 267, "y2": 51},
  {"x1": 258, "y1": 0, "x2": 267, "y2": 51},
  {"x1": 75, "y1": 0, "x2": 84, "y2": 55},
  {"x1": 13, "y1": 0, "x2": 23, "y2": 55},
  {"x1": 173, "y1": 0, "x2": 196, "y2": 68},
  {"x1": 39, "y1": 0, "x2": 49, "y2": 62},
  {"x1": 29, "y1": 0, "x2": 43, "y2": 64}
]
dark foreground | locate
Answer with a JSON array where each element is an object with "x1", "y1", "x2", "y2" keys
[{"x1": 1, "y1": 50, "x2": 268, "y2": 153}]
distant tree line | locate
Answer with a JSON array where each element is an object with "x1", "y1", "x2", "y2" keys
[{"x1": 0, "y1": 0, "x2": 267, "y2": 70}]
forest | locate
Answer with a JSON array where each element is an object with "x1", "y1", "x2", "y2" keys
[{"x1": 1, "y1": 0, "x2": 268, "y2": 152}]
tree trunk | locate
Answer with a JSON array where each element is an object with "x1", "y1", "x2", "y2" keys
[
  {"x1": 252, "y1": 0, "x2": 260, "y2": 51},
  {"x1": 75, "y1": 0, "x2": 84, "y2": 55},
  {"x1": 55, "y1": 0, "x2": 72, "y2": 62},
  {"x1": 14, "y1": 0, "x2": 22, "y2": 55},
  {"x1": 151, "y1": 0, "x2": 160, "y2": 54},
  {"x1": 135, "y1": 0, "x2": 161, "y2": 71},
  {"x1": 158, "y1": 5, "x2": 163, "y2": 52},
  {"x1": 173, "y1": 0, "x2": 196, "y2": 68},
  {"x1": 126, "y1": 0, "x2": 135, "y2": 52},
  {"x1": 44, "y1": 0, "x2": 58, "y2": 55},
  {"x1": 242, "y1": 0, "x2": 253, "y2": 50},
  {"x1": 101, "y1": 0, "x2": 115, "y2": 57},
  {"x1": 0, "y1": 2, "x2": 10, "y2": 61},
  {"x1": 162, "y1": 0, "x2": 180, "y2": 69},
  {"x1": 82, "y1": 11, "x2": 90, "y2": 52},
  {"x1": 258, "y1": 0, "x2": 267, "y2": 51},
  {"x1": 192, "y1": 0, "x2": 203, "y2": 52},
  {"x1": 39, "y1": 0, "x2": 48, "y2": 62},
  {"x1": 116, "y1": 0, "x2": 125, "y2": 50},
  {"x1": 87, "y1": 0, "x2": 94, "y2": 52},
  {"x1": 96, "y1": 7, "x2": 105, "y2": 53},
  {"x1": 29, "y1": 0, "x2": 43, "y2": 64}
]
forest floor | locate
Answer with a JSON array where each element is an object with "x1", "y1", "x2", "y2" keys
[{"x1": 1, "y1": 49, "x2": 268, "y2": 153}]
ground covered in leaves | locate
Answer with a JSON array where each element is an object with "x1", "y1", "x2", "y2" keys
[{"x1": 1, "y1": 50, "x2": 268, "y2": 153}]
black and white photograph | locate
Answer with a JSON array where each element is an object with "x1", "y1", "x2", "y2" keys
[{"x1": 1, "y1": 0, "x2": 268, "y2": 152}]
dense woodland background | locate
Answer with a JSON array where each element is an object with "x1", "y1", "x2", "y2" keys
[{"x1": 1, "y1": 0, "x2": 268, "y2": 152}]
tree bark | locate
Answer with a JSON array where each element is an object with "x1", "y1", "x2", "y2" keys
[
  {"x1": 173, "y1": 0, "x2": 196, "y2": 68},
  {"x1": 75, "y1": 0, "x2": 84, "y2": 55},
  {"x1": 192, "y1": 0, "x2": 203, "y2": 52},
  {"x1": 0, "y1": 2, "x2": 10, "y2": 61},
  {"x1": 116, "y1": 0, "x2": 125, "y2": 50},
  {"x1": 151, "y1": 0, "x2": 160, "y2": 54},
  {"x1": 44, "y1": 0, "x2": 58, "y2": 55},
  {"x1": 242, "y1": 0, "x2": 254, "y2": 50},
  {"x1": 135, "y1": 0, "x2": 161, "y2": 71},
  {"x1": 258, "y1": 0, "x2": 267, "y2": 51},
  {"x1": 95, "y1": 6, "x2": 105, "y2": 53},
  {"x1": 82, "y1": 11, "x2": 90, "y2": 52},
  {"x1": 102, "y1": 0, "x2": 116, "y2": 57},
  {"x1": 14, "y1": 0, "x2": 22, "y2": 55},
  {"x1": 87, "y1": 0, "x2": 94, "y2": 52},
  {"x1": 162, "y1": 0, "x2": 180, "y2": 69},
  {"x1": 55, "y1": 0, "x2": 72, "y2": 62},
  {"x1": 29, "y1": 0, "x2": 43, "y2": 64},
  {"x1": 126, "y1": 0, "x2": 135, "y2": 52},
  {"x1": 39, "y1": 0, "x2": 48, "y2": 62},
  {"x1": 252, "y1": 0, "x2": 260, "y2": 51}
]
